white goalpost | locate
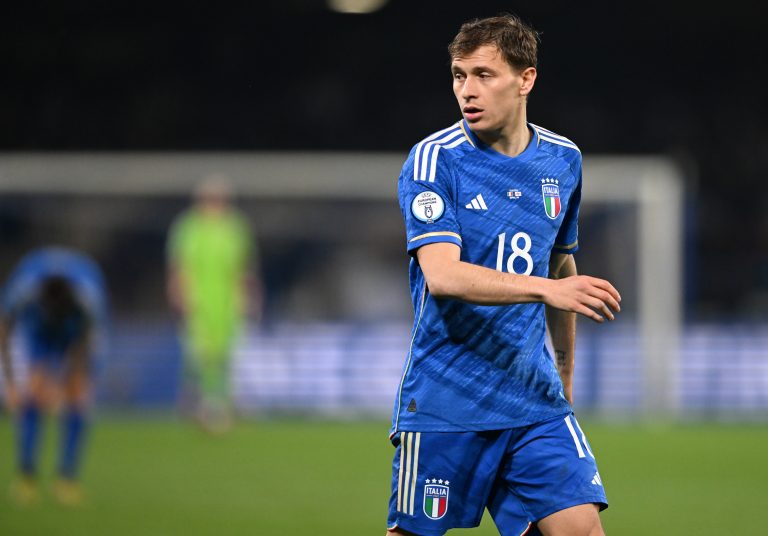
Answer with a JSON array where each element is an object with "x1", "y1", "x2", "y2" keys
[
  {"x1": 582, "y1": 157, "x2": 684, "y2": 416},
  {"x1": 0, "y1": 152, "x2": 684, "y2": 416}
]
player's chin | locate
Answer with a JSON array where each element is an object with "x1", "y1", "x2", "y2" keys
[{"x1": 464, "y1": 117, "x2": 489, "y2": 133}]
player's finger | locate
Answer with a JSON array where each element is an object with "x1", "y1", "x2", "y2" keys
[
  {"x1": 576, "y1": 303, "x2": 604, "y2": 323},
  {"x1": 587, "y1": 288, "x2": 621, "y2": 313},
  {"x1": 588, "y1": 277, "x2": 621, "y2": 302},
  {"x1": 585, "y1": 296, "x2": 614, "y2": 321}
]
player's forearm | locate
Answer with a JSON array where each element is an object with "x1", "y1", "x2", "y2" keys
[
  {"x1": 424, "y1": 258, "x2": 552, "y2": 305},
  {"x1": 546, "y1": 254, "x2": 578, "y2": 403},
  {"x1": 418, "y1": 243, "x2": 620, "y2": 322},
  {"x1": 546, "y1": 305, "x2": 575, "y2": 401}
]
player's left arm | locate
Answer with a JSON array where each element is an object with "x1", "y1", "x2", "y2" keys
[
  {"x1": 546, "y1": 252, "x2": 578, "y2": 405},
  {"x1": 0, "y1": 314, "x2": 20, "y2": 413}
]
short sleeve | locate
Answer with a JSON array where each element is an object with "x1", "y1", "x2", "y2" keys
[
  {"x1": 553, "y1": 165, "x2": 581, "y2": 255},
  {"x1": 398, "y1": 146, "x2": 462, "y2": 256}
]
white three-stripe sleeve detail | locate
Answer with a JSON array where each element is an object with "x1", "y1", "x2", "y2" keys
[
  {"x1": 413, "y1": 145, "x2": 421, "y2": 181},
  {"x1": 538, "y1": 134, "x2": 580, "y2": 153},
  {"x1": 572, "y1": 417, "x2": 595, "y2": 458},
  {"x1": 531, "y1": 123, "x2": 576, "y2": 145},
  {"x1": 409, "y1": 432, "x2": 421, "y2": 515},
  {"x1": 413, "y1": 125, "x2": 457, "y2": 181},
  {"x1": 413, "y1": 125, "x2": 460, "y2": 180},
  {"x1": 564, "y1": 415, "x2": 586, "y2": 458},
  {"x1": 427, "y1": 145, "x2": 441, "y2": 182},
  {"x1": 530, "y1": 124, "x2": 571, "y2": 141},
  {"x1": 418, "y1": 144, "x2": 433, "y2": 181},
  {"x1": 423, "y1": 129, "x2": 463, "y2": 181},
  {"x1": 414, "y1": 127, "x2": 461, "y2": 181},
  {"x1": 476, "y1": 194, "x2": 488, "y2": 210},
  {"x1": 442, "y1": 136, "x2": 467, "y2": 149},
  {"x1": 420, "y1": 129, "x2": 463, "y2": 181}
]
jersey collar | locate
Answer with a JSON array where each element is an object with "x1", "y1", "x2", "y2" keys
[{"x1": 461, "y1": 119, "x2": 539, "y2": 163}]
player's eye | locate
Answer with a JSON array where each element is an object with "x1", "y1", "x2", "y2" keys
[{"x1": 453, "y1": 72, "x2": 465, "y2": 81}]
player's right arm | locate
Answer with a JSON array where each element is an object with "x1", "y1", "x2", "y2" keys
[{"x1": 416, "y1": 242, "x2": 620, "y2": 323}]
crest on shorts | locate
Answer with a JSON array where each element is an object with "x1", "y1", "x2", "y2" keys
[
  {"x1": 541, "y1": 178, "x2": 561, "y2": 219},
  {"x1": 423, "y1": 478, "x2": 449, "y2": 520}
]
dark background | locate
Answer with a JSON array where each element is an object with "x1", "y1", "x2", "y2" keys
[{"x1": 2, "y1": 0, "x2": 767, "y2": 318}]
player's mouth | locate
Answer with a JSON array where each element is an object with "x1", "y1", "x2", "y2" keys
[{"x1": 463, "y1": 106, "x2": 484, "y2": 122}]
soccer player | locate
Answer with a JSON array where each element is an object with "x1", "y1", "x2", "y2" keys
[
  {"x1": 387, "y1": 15, "x2": 621, "y2": 536},
  {"x1": 166, "y1": 175, "x2": 258, "y2": 434},
  {"x1": 0, "y1": 247, "x2": 108, "y2": 506}
]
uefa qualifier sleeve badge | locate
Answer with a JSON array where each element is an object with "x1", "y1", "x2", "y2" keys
[{"x1": 411, "y1": 191, "x2": 445, "y2": 224}]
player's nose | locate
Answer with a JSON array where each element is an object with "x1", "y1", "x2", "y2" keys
[{"x1": 460, "y1": 77, "x2": 477, "y2": 99}]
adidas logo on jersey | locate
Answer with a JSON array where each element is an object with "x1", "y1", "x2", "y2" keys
[
  {"x1": 465, "y1": 194, "x2": 488, "y2": 210},
  {"x1": 591, "y1": 472, "x2": 603, "y2": 486}
]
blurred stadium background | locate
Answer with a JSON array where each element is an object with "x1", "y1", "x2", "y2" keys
[{"x1": 1, "y1": 1, "x2": 767, "y2": 534}]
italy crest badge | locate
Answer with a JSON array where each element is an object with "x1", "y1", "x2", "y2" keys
[{"x1": 541, "y1": 178, "x2": 561, "y2": 219}]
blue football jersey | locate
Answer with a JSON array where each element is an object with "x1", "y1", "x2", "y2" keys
[
  {"x1": 1, "y1": 247, "x2": 108, "y2": 356},
  {"x1": 392, "y1": 120, "x2": 582, "y2": 434}
]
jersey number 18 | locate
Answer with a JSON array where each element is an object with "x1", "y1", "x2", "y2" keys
[{"x1": 495, "y1": 232, "x2": 533, "y2": 275}]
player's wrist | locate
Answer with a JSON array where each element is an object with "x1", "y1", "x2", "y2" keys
[{"x1": 530, "y1": 276, "x2": 554, "y2": 304}]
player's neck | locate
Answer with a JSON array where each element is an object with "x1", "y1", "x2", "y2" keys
[
  {"x1": 198, "y1": 205, "x2": 228, "y2": 217},
  {"x1": 476, "y1": 115, "x2": 531, "y2": 158}
]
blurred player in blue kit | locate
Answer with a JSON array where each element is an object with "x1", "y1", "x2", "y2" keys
[
  {"x1": 387, "y1": 15, "x2": 621, "y2": 536},
  {"x1": 0, "y1": 248, "x2": 107, "y2": 506}
]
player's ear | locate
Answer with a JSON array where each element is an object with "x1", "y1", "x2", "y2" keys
[{"x1": 519, "y1": 67, "x2": 537, "y2": 96}]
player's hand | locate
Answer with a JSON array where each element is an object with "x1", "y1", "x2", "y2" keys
[{"x1": 543, "y1": 275, "x2": 621, "y2": 323}]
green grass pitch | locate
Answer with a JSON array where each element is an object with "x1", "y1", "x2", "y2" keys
[{"x1": 1, "y1": 417, "x2": 766, "y2": 534}]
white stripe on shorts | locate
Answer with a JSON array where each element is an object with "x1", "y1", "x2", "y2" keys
[
  {"x1": 409, "y1": 432, "x2": 421, "y2": 515},
  {"x1": 564, "y1": 415, "x2": 586, "y2": 458}
]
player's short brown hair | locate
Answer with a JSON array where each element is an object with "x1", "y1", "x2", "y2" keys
[{"x1": 448, "y1": 14, "x2": 540, "y2": 71}]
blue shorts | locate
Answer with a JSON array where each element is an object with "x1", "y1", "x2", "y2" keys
[{"x1": 387, "y1": 412, "x2": 607, "y2": 536}]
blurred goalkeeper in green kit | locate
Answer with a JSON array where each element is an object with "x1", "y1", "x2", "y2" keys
[{"x1": 167, "y1": 175, "x2": 259, "y2": 433}]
